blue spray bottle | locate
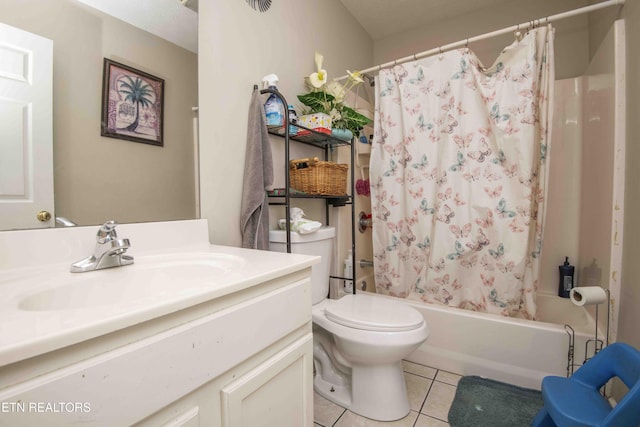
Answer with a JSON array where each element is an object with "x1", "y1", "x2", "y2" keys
[{"x1": 262, "y1": 74, "x2": 284, "y2": 129}]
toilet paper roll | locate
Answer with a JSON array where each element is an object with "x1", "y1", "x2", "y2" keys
[{"x1": 570, "y1": 286, "x2": 607, "y2": 306}]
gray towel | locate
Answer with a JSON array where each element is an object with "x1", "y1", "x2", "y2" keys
[{"x1": 240, "y1": 90, "x2": 274, "y2": 250}]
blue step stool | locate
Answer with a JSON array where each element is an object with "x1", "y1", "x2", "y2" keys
[{"x1": 532, "y1": 342, "x2": 640, "y2": 427}]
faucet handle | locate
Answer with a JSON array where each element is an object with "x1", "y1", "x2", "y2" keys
[{"x1": 97, "y1": 220, "x2": 118, "y2": 242}]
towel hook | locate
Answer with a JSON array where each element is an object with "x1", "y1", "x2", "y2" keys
[{"x1": 438, "y1": 46, "x2": 444, "y2": 60}]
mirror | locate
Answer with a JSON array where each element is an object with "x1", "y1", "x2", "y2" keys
[{"x1": 0, "y1": 0, "x2": 198, "y2": 231}]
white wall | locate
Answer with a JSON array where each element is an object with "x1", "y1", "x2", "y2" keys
[
  {"x1": 618, "y1": 1, "x2": 640, "y2": 350},
  {"x1": 539, "y1": 78, "x2": 582, "y2": 296},
  {"x1": 543, "y1": 22, "x2": 625, "y2": 341},
  {"x1": 582, "y1": 22, "x2": 625, "y2": 342},
  {"x1": 373, "y1": 0, "x2": 590, "y2": 80},
  {"x1": 198, "y1": 0, "x2": 372, "y2": 247}
]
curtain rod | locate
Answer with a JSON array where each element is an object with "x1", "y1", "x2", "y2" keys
[{"x1": 336, "y1": 0, "x2": 624, "y2": 82}]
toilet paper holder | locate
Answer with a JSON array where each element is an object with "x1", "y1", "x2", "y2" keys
[{"x1": 565, "y1": 286, "x2": 610, "y2": 376}]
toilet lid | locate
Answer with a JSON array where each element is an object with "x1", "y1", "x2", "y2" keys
[{"x1": 324, "y1": 294, "x2": 424, "y2": 332}]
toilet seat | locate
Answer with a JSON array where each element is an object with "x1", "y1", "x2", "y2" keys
[{"x1": 324, "y1": 294, "x2": 424, "y2": 332}]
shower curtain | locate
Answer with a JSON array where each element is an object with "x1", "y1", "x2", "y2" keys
[{"x1": 370, "y1": 26, "x2": 554, "y2": 319}]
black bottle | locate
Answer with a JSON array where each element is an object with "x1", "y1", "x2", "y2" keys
[{"x1": 558, "y1": 257, "x2": 575, "y2": 298}]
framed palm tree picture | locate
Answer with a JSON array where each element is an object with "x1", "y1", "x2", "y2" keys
[{"x1": 101, "y1": 59, "x2": 164, "y2": 146}]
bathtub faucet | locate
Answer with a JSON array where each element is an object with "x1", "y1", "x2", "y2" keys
[
  {"x1": 360, "y1": 259, "x2": 374, "y2": 268},
  {"x1": 70, "y1": 221, "x2": 134, "y2": 272}
]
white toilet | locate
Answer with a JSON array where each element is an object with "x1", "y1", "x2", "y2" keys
[{"x1": 270, "y1": 227, "x2": 429, "y2": 421}]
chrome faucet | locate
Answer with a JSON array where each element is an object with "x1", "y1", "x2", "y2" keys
[{"x1": 70, "y1": 221, "x2": 134, "y2": 273}]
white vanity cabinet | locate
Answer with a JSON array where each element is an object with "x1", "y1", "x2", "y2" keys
[
  {"x1": 0, "y1": 220, "x2": 317, "y2": 427},
  {"x1": 0, "y1": 270, "x2": 313, "y2": 427}
]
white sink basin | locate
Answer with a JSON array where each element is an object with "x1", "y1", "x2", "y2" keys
[{"x1": 18, "y1": 252, "x2": 246, "y2": 311}]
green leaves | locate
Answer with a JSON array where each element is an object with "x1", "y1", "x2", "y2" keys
[
  {"x1": 297, "y1": 90, "x2": 371, "y2": 135},
  {"x1": 339, "y1": 105, "x2": 370, "y2": 133},
  {"x1": 297, "y1": 91, "x2": 333, "y2": 113}
]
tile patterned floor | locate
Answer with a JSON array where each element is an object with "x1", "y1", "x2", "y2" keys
[{"x1": 314, "y1": 360, "x2": 461, "y2": 427}]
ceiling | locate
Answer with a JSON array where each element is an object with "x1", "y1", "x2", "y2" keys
[
  {"x1": 77, "y1": 0, "x2": 198, "y2": 53},
  {"x1": 339, "y1": 0, "x2": 511, "y2": 40},
  {"x1": 180, "y1": 0, "x2": 198, "y2": 13}
]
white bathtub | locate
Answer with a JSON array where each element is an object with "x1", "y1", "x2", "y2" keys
[{"x1": 361, "y1": 291, "x2": 602, "y2": 390}]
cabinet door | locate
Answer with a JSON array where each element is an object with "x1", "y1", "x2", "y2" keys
[{"x1": 221, "y1": 334, "x2": 313, "y2": 427}]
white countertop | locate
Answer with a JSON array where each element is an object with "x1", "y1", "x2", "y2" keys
[{"x1": 0, "y1": 220, "x2": 318, "y2": 367}]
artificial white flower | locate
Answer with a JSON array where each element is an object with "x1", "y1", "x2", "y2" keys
[
  {"x1": 309, "y1": 69, "x2": 327, "y2": 88},
  {"x1": 315, "y1": 52, "x2": 324, "y2": 72},
  {"x1": 326, "y1": 81, "x2": 345, "y2": 103},
  {"x1": 347, "y1": 70, "x2": 364, "y2": 84},
  {"x1": 308, "y1": 51, "x2": 327, "y2": 88}
]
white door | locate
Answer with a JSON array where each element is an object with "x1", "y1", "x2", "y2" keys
[{"x1": 0, "y1": 22, "x2": 53, "y2": 230}]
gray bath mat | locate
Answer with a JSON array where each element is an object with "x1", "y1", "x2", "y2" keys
[{"x1": 448, "y1": 375, "x2": 544, "y2": 427}]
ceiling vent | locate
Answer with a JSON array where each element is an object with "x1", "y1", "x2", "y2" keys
[{"x1": 246, "y1": 0, "x2": 272, "y2": 13}]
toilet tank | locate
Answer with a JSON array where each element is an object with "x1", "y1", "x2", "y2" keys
[{"x1": 269, "y1": 227, "x2": 335, "y2": 305}]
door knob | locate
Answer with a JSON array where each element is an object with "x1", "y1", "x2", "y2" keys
[{"x1": 37, "y1": 210, "x2": 52, "y2": 222}]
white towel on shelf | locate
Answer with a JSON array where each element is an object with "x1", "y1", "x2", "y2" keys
[
  {"x1": 278, "y1": 207, "x2": 322, "y2": 234},
  {"x1": 240, "y1": 89, "x2": 274, "y2": 250}
]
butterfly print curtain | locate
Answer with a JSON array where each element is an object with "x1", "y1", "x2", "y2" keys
[{"x1": 370, "y1": 26, "x2": 554, "y2": 319}]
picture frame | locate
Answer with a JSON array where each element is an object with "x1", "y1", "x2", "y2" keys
[{"x1": 101, "y1": 58, "x2": 164, "y2": 146}]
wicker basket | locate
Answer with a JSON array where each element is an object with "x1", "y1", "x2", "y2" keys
[{"x1": 289, "y1": 157, "x2": 348, "y2": 195}]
